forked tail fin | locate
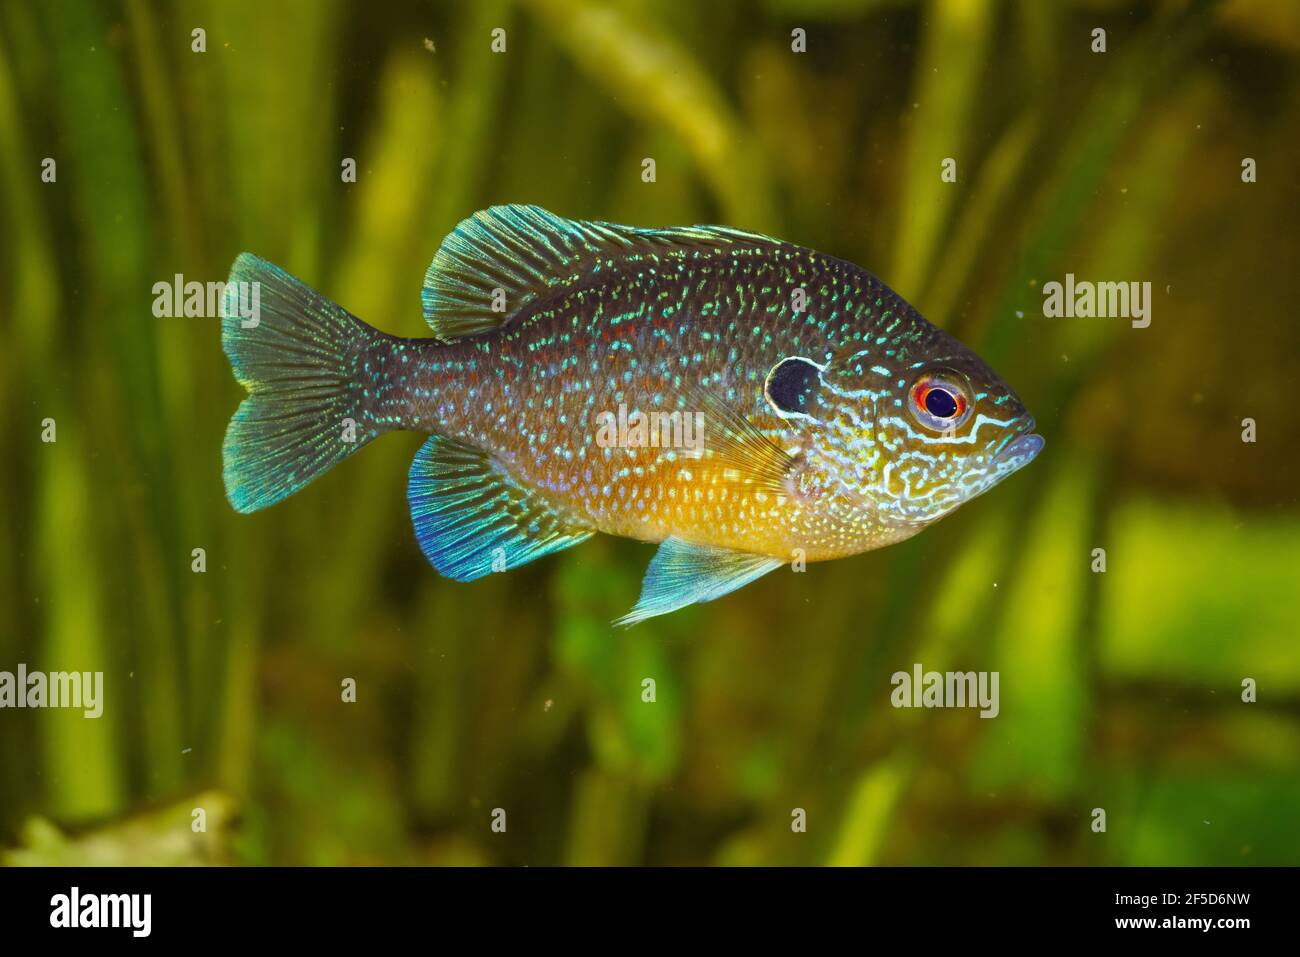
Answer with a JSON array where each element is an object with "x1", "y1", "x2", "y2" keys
[{"x1": 220, "y1": 254, "x2": 387, "y2": 513}]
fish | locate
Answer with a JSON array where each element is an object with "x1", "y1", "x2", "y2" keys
[{"x1": 220, "y1": 205, "x2": 1043, "y2": 624}]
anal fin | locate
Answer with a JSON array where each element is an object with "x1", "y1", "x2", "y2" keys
[
  {"x1": 616, "y1": 538, "x2": 784, "y2": 627},
  {"x1": 407, "y1": 436, "x2": 593, "y2": 581}
]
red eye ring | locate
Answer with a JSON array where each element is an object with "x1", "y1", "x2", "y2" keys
[
  {"x1": 908, "y1": 372, "x2": 973, "y2": 431},
  {"x1": 912, "y1": 383, "x2": 966, "y2": 420}
]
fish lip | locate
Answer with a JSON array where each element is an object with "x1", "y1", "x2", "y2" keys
[{"x1": 994, "y1": 425, "x2": 1044, "y2": 467}]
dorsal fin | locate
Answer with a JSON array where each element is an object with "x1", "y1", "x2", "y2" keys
[{"x1": 420, "y1": 204, "x2": 780, "y2": 340}]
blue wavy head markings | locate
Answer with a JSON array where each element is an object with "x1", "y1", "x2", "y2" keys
[{"x1": 804, "y1": 324, "x2": 1043, "y2": 534}]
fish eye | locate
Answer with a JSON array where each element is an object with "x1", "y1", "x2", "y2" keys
[
  {"x1": 908, "y1": 370, "x2": 972, "y2": 432},
  {"x1": 765, "y1": 356, "x2": 823, "y2": 418},
  {"x1": 924, "y1": 388, "x2": 958, "y2": 418}
]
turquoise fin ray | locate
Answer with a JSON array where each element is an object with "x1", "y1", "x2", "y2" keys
[
  {"x1": 615, "y1": 538, "x2": 784, "y2": 627},
  {"x1": 407, "y1": 436, "x2": 594, "y2": 581},
  {"x1": 421, "y1": 204, "x2": 780, "y2": 340},
  {"x1": 221, "y1": 253, "x2": 383, "y2": 513}
]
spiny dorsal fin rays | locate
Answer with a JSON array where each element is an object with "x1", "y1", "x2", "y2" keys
[{"x1": 420, "y1": 204, "x2": 782, "y2": 341}]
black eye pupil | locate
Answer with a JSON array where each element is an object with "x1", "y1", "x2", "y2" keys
[{"x1": 925, "y1": 388, "x2": 958, "y2": 418}]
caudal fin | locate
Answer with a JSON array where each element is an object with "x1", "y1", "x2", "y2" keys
[{"x1": 221, "y1": 254, "x2": 386, "y2": 513}]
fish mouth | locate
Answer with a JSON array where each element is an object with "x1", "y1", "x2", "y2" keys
[{"x1": 994, "y1": 420, "x2": 1044, "y2": 469}]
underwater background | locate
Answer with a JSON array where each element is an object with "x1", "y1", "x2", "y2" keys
[{"x1": 1, "y1": 0, "x2": 1298, "y2": 866}]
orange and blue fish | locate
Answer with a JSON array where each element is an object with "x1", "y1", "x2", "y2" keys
[{"x1": 221, "y1": 205, "x2": 1042, "y2": 623}]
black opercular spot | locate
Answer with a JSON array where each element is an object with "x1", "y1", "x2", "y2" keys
[
  {"x1": 765, "y1": 357, "x2": 822, "y2": 416},
  {"x1": 924, "y1": 387, "x2": 958, "y2": 419}
]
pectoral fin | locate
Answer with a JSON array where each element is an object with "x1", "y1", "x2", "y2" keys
[
  {"x1": 615, "y1": 538, "x2": 784, "y2": 627},
  {"x1": 685, "y1": 381, "x2": 794, "y2": 496}
]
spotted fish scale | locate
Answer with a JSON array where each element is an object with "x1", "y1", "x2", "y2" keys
[{"x1": 221, "y1": 205, "x2": 1042, "y2": 624}]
